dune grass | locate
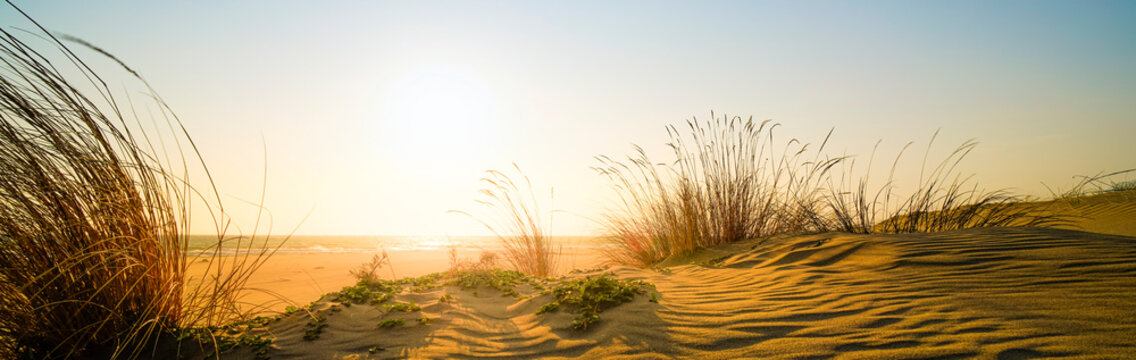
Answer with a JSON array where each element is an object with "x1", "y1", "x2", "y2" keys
[
  {"x1": 1044, "y1": 168, "x2": 1136, "y2": 200},
  {"x1": 451, "y1": 164, "x2": 560, "y2": 277},
  {"x1": 592, "y1": 114, "x2": 840, "y2": 267},
  {"x1": 825, "y1": 132, "x2": 1067, "y2": 233},
  {"x1": 0, "y1": 8, "x2": 281, "y2": 359},
  {"x1": 1111, "y1": 180, "x2": 1136, "y2": 193},
  {"x1": 596, "y1": 114, "x2": 1070, "y2": 267}
]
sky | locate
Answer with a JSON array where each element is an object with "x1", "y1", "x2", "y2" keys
[{"x1": 3, "y1": 1, "x2": 1134, "y2": 236}]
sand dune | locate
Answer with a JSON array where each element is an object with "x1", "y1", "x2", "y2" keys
[
  {"x1": 184, "y1": 194, "x2": 1136, "y2": 359},
  {"x1": 643, "y1": 227, "x2": 1136, "y2": 359},
  {"x1": 1048, "y1": 190, "x2": 1136, "y2": 238},
  {"x1": 191, "y1": 224, "x2": 1136, "y2": 359}
]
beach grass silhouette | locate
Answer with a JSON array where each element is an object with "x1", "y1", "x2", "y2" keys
[{"x1": 0, "y1": 8, "x2": 285, "y2": 359}]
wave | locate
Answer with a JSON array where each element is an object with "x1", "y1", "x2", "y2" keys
[{"x1": 185, "y1": 235, "x2": 608, "y2": 256}]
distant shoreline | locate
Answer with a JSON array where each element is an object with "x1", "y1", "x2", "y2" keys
[
  {"x1": 185, "y1": 234, "x2": 608, "y2": 255},
  {"x1": 185, "y1": 245, "x2": 608, "y2": 314}
]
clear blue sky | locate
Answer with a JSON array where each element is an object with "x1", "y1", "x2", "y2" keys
[{"x1": 4, "y1": 1, "x2": 1134, "y2": 235}]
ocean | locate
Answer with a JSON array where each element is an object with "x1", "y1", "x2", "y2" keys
[{"x1": 185, "y1": 234, "x2": 606, "y2": 256}]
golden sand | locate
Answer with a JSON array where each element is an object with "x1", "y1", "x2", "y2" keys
[
  {"x1": 189, "y1": 193, "x2": 1136, "y2": 359},
  {"x1": 187, "y1": 247, "x2": 608, "y2": 314}
]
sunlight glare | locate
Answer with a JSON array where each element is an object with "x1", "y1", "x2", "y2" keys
[{"x1": 375, "y1": 63, "x2": 499, "y2": 172}]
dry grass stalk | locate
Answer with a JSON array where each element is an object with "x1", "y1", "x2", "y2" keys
[
  {"x1": 818, "y1": 140, "x2": 911, "y2": 233},
  {"x1": 1044, "y1": 168, "x2": 1136, "y2": 201},
  {"x1": 451, "y1": 164, "x2": 560, "y2": 277},
  {"x1": 0, "y1": 6, "x2": 283, "y2": 359},
  {"x1": 447, "y1": 245, "x2": 499, "y2": 274},
  {"x1": 596, "y1": 114, "x2": 1070, "y2": 268},
  {"x1": 593, "y1": 113, "x2": 840, "y2": 267},
  {"x1": 350, "y1": 249, "x2": 393, "y2": 283},
  {"x1": 825, "y1": 131, "x2": 1068, "y2": 233}
]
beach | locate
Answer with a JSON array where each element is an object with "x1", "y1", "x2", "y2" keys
[
  {"x1": 170, "y1": 192, "x2": 1136, "y2": 359},
  {"x1": 187, "y1": 245, "x2": 609, "y2": 314},
  {"x1": 190, "y1": 226, "x2": 1136, "y2": 359},
  {"x1": 5, "y1": 3, "x2": 1135, "y2": 358}
]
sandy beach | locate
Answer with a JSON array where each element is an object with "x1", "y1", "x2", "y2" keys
[
  {"x1": 171, "y1": 192, "x2": 1136, "y2": 359},
  {"x1": 188, "y1": 247, "x2": 609, "y2": 314},
  {"x1": 6, "y1": 4, "x2": 1135, "y2": 359},
  {"x1": 196, "y1": 226, "x2": 1136, "y2": 359}
]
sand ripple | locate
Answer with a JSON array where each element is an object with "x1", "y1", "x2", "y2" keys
[{"x1": 248, "y1": 227, "x2": 1136, "y2": 359}]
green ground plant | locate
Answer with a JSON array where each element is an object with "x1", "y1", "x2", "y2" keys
[
  {"x1": 302, "y1": 315, "x2": 328, "y2": 341},
  {"x1": 384, "y1": 301, "x2": 422, "y2": 312},
  {"x1": 536, "y1": 273, "x2": 654, "y2": 331},
  {"x1": 176, "y1": 324, "x2": 273, "y2": 360},
  {"x1": 336, "y1": 279, "x2": 400, "y2": 305},
  {"x1": 377, "y1": 318, "x2": 405, "y2": 328},
  {"x1": 446, "y1": 268, "x2": 536, "y2": 297},
  {"x1": 400, "y1": 272, "x2": 444, "y2": 292},
  {"x1": 339, "y1": 259, "x2": 655, "y2": 332}
]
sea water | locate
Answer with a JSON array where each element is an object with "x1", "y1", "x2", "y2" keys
[{"x1": 185, "y1": 234, "x2": 606, "y2": 256}]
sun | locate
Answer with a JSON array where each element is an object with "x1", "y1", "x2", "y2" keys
[{"x1": 373, "y1": 63, "x2": 499, "y2": 166}]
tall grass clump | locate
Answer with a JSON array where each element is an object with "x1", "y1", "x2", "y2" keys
[
  {"x1": 595, "y1": 113, "x2": 1072, "y2": 268},
  {"x1": 451, "y1": 164, "x2": 560, "y2": 277},
  {"x1": 1109, "y1": 180, "x2": 1136, "y2": 193},
  {"x1": 1044, "y1": 168, "x2": 1136, "y2": 200},
  {"x1": 813, "y1": 140, "x2": 898, "y2": 233},
  {"x1": 821, "y1": 131, "x2": 1068, "y2": 233},
  {"x1": 0, "y1": 7, "x2": 280, "y2": 359},
  {"x1": 593, "y1": 113, "x2": 841, "y2": 267}
]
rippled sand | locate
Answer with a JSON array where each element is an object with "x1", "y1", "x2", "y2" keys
[{"x1": 186, "y1": 193, "x2": 1136, "y2": 359}]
